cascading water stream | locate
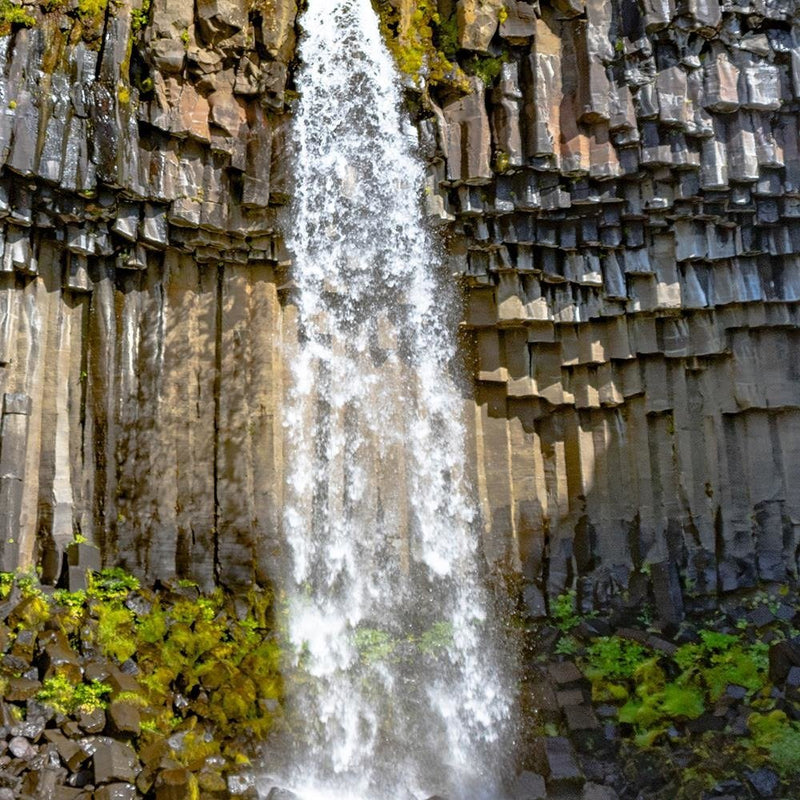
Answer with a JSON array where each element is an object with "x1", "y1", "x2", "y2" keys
[{"x1": 267, "y1": 2, "x2": 514, "y2": 798}]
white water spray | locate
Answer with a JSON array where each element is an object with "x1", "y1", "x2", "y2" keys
[{"x1": 268, "y1": 1, "x2": 513, "y2": 798}]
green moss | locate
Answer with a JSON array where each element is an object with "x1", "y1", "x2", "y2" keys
[
  {"x1": 376, "y1": 2, "x2": 468, "y2": 90},
  {"x1": 749, "y1": 711, "x2": 800, "y2": 777},
  {"x1": 354, "y1": 627, "x2": 395, "y2": 663},
  {"x1": 417, "y1": 621, "x2": 453, "y2": 654},
  {"x1": 37, "y1": 675, "x2": 111, "y2": 715},
  {"x1": 97, "y1": 603, "x2": 137, "y2": 662},
  {"x1": 77, "y1": 0, "x2": 105, "y2": 20},
  {"x1": 0, "y1": 0, "x2": 36, "y2": 34},
  {"x1": 129, "y1": 0, "x2": 149, "y2": 33}
]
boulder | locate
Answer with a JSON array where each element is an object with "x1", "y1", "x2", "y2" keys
[
  {"x1": 92, "y1": 739, "x2": 140, "y2": 784},
  {"x1": 456, "y1": 0, "x2": 504, "y2": 52},
  {"x1": 106, "y1": 702, "x2": 141, "y2": 737},
  {"x1": 94, "y1": 783, "x2": 138, "y2": 800},
  {"x1": 512, "y1": 770, "x2": 546, "y2": 799}
]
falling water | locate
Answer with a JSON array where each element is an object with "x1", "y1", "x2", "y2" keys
[{"x1": 268, "y1": 1, "x2": 513, "y2": 798}]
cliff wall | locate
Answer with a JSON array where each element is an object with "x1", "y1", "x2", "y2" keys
[
  {"x1": 0, "y1": 0, "x2": 296, "y2": 589},
  {"x1": 432, "y1": 0, "x2": 800, "y2": 619},
  {"x1": 0, "y1": 0, "x2": 799, "y2": 620}
]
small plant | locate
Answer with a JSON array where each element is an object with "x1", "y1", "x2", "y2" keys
[
  {"x1": 37, "y1": 675, "x2": 111, "y2": 715},
  {"x1": 0, "y1": 0, "x2": 35, "y2": 33},
  {"x1": 129, "y1": 0, "x2": 149, "y2": 33},
  {"x1": 354, "y1": 627, "x2": 395, "y2": 663},
  {"x1": 551, "y1": 589, "x2": 582, "y2": 632},
  {"x1": 583, "y1": 636, "x2": 648, "y2": 682},
  {"x1": 89, "y1": 567, "x2": 140, "y2": 600},
  {"x1": 463, "y1": 52, "x2": 507, "y2": 87},
  {"x1": 417, "y1": 621, "x2": 453, "y2": 654}
]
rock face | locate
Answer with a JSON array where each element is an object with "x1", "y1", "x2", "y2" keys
[
  {"x1": 0, "y1": 0, "x2": 798, "y2": 616},
  {"x1": 0, "y1": 0, "x2": 296, "y2": 590},
  {"x1": 432, "y1": 0, "x2": 800, "y2": 619}
]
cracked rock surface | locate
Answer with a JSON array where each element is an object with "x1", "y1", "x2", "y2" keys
[{"x1": 0, "y1": 0, "x2": 799, "y2": 618}]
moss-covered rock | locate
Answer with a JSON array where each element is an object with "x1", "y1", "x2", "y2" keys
[{"x1": 0, "y1": 569, "x2": 283, "y2": 799}]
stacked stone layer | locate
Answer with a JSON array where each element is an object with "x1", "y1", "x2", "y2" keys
[
  {"x1": 0, "y1": 0, "x2": 799, "y2": 617},
  {"x1": 430, "y1": 0, "x2": 800, "y2": 616},
  {"x1": 0, "y1": 0, "x2": 297, "y2": 588}
]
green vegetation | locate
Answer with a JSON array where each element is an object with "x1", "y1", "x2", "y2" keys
[
  {"x1": 551, "y1": 589, "x2": 583, "y2": 632},
  {"x1": 351, "y1": 620, "x2": 455, "y2": 665},
  {"x1": 567, "y1": 606, "x2": 800, "y2": 791},
  {"x1": 0, "y1": 567, "x2": 284, "y2": 770},
  {"x1": 0, "y1": 0, "x2": 35, "y2": 33},
  {"x1": 462, "y1": 51, "x2": 507, "y2": 87},
  {"x1": 354, "y1": 627, "x2": 396, "y2": 662},
  {"x1": 129, "y1": 0, "x2": 149, "y2": 33},
  {"x1": 748, "y1": 710, "x2": 800, "y2": 778},
  {"x1": 37, "y1": 675, "x2": 111, "y2": 715},
  {"x1": 376, "y1": 1, "x2": 469, "y2": 90},
  {"x1": 579, "y1": 627, "x2": 771, "y2": 747}
]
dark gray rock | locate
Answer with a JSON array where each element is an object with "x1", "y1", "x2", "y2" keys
[
  {"x1": 548, "y1": 662, "x2": 584, "y2": 686},
  {"x1": 564, "y1": 704, "x2": 600, "y2": 731},
  {"x1": 512, "y1": 770, "x2": 546, "y2": 800},
  {"x1": 535, "y1": 736, "x2": 584, "y2": 787},
  {"x1": 583, "y1": 784, "x2": 620, "y2": 800},
  {"x1": 745, "y1": 768, "x2": 780, "y2": 798},
  {"x1": 266, "y1": 790, "x2": 299, "y2": 800},
  {"x1": 746, "y1": 605, "x2": 776, "y2": 628}
]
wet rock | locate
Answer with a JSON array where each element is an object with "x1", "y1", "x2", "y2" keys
[
  {"x1": 77, "y1": 708, "x2": 106, "y2": 735},
  {"x1": 43, "y1": 730, "x2": 89, "y2": 772},
  {"x1": 745, "y1": 768, "x2": 780, "y2": 798},
  {"x1": 8, "y1": 737, "x2": 36, "y2": 760},
  {"x1": 94, "y1": 783, "x2": 137, "y2": 800},
  {"x1": 534, "y1": 736, "x2": 584, "y2": 787},
  {"x1": 512, "y1": 770, "x2": 546, "y2": 800},
  {"x1": 266, "y1": 788, "x2": 299, "y2": 800},
  {"x1": 155, "y1": 767, "x2": 196, "y2": 800},
  {"x1": 92, "y1": 740, "x2": 139, "y2": 784},
  {"x1": 106, "y1": 702, "x2": 141, "y2": 737}
]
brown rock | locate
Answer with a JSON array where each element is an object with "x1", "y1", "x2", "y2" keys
[
  {"x1": 155, "y1": 767, "x2": 196, "y2": 800},
  {"x1": 442, "y1": 78, "x2": 493, "y2": 184},
  {"x1": 5, "y1": 676, "x2": 41, "y2": 702},
  {"x1": 92, "y1": 739, "x2": 140, "y2": 784},
  {"x1": 107, "y1": 701, "x2": 141, "y2": 736},
  {"x1": 94, "y1": 783, "x2": 137, "y2": 800},
  {"x1": 456, "y1": 0, "x2": 503, "y2": 52},
  {"x1": 258, "y1": 0, "x2": 297, "y2": 62}
]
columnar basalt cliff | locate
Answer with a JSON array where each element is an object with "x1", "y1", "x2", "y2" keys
[
  {"x1": 433, "y1": 0, "x2": 800, "y2": 621},
  {"x1": 0, "y1": 0, "x2": 298, "y2": 590},
  {"x1": 0, "y1": 0, "x2": 799, "y2": 624}
]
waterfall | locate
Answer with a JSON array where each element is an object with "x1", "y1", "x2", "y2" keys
[{"x1": 267, "y1": 1, "x2": 513, "y2": 798}]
